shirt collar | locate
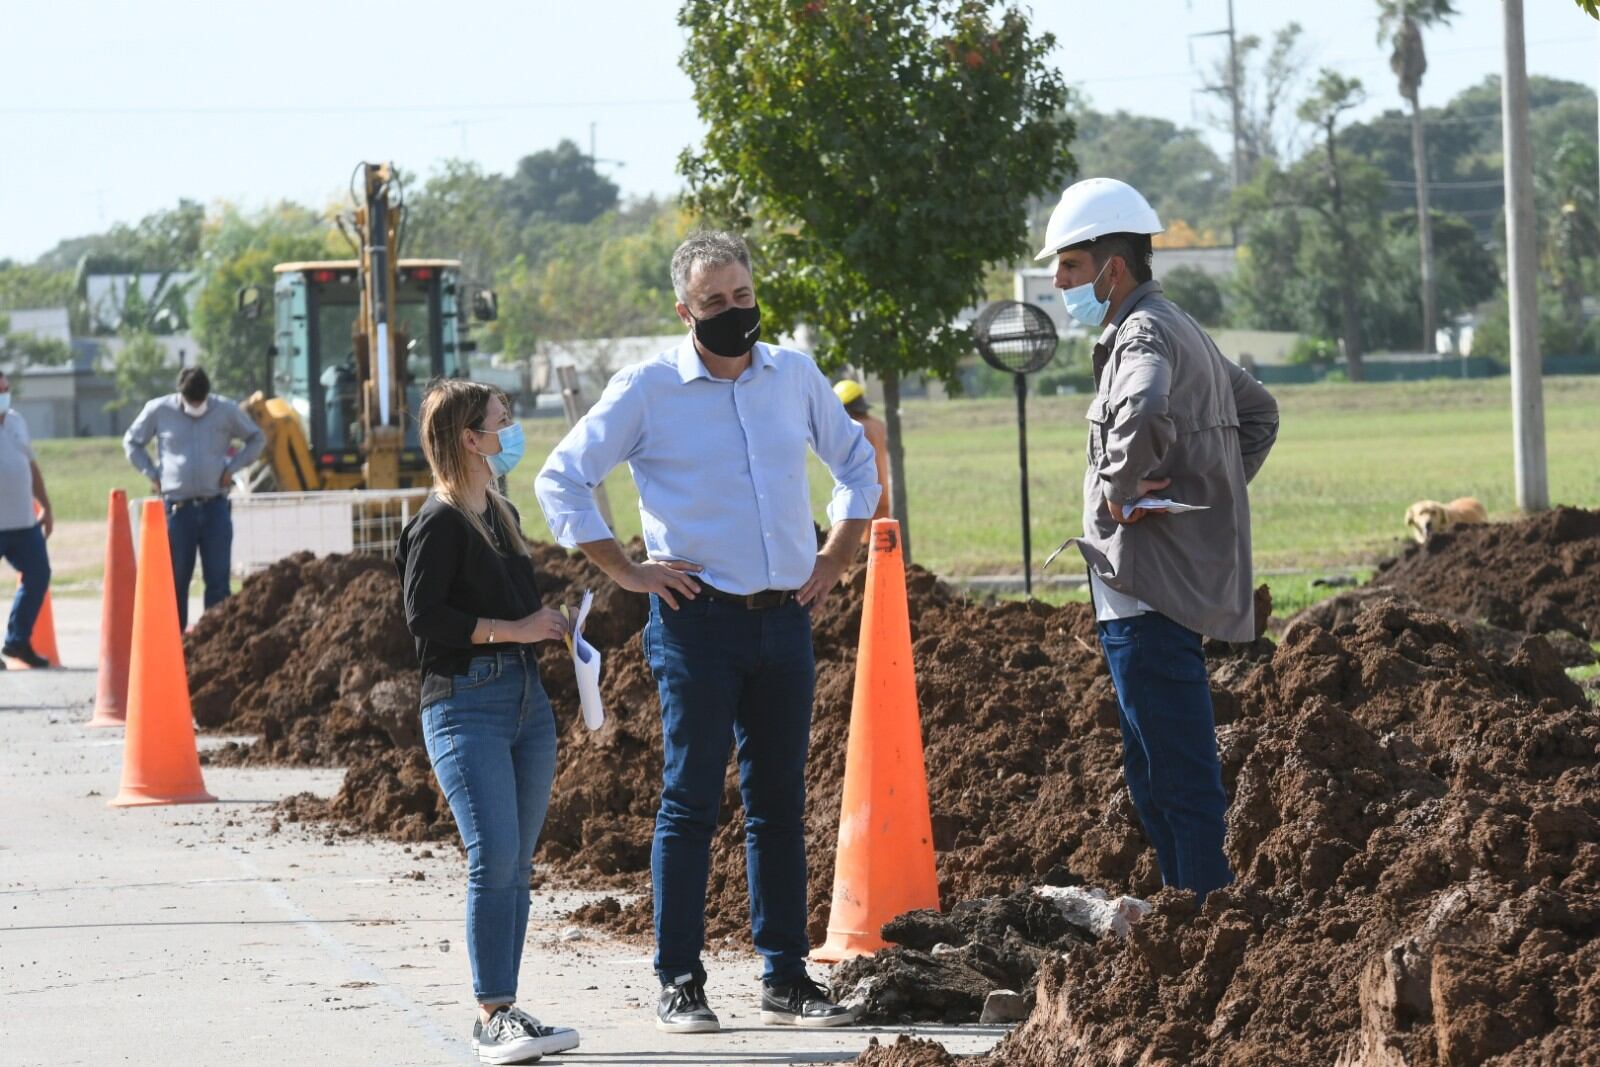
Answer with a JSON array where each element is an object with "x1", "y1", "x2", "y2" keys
[
  {"x1": 1096, "y1": 279, "x2": 1164, "y2": 347},
  {"x1": 674, "y1": 335, "x2": 774, "y2": 384}
]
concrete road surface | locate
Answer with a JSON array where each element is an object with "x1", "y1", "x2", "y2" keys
[{"x1": 0, "y1": 595, "x2": 1008, "y2": 1066}]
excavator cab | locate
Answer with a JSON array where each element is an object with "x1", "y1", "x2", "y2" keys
[{"x1": 269, "y1": 259, "x2": 472, "y2": 489}]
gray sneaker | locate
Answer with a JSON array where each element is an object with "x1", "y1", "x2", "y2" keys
[
  {"x1": 504, "y1": 1007, "x2": 579, "y2": 1056},
  {"x1": 471, "y1": 1006, "x2": 543, "y2": 1064},
  {"x1": 656, "y1": 974, "x2": 721, "y2": 1033}
]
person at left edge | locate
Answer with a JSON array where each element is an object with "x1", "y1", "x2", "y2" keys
[
  {"x1": 0, "y1": 370, "x2": 55, "y2": 668},
  {"x1": 122, "y1": 366, "x2": 264, "y2": 630},
  {"x1": 535, "y1": 230, "x2": 880, "y2": 1034}
]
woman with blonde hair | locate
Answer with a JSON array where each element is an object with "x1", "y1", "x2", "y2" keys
[{"x1": 396, "y1": 379, "x2": 578, "y2": 1063}]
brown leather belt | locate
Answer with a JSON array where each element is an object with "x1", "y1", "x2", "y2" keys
[{"x1": 696, "y1": 584, "x2": 797, "y2": 610}]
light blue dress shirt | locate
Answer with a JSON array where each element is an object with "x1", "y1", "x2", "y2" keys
[{"x1": 535, "y1": 338, "x2": 882, "y2": 595}]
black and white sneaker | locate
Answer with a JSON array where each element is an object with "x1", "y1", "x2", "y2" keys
[
  {"x1": 760, "y1": 973, "x2": 856, "y2": 1028},
  {"x1": 503, "y1": 1007, "x2": 579, "y2": 1056},
  {"x1": 656, "y1": 974, "x2": 720, "y2": 1033},
  {"x1": 471, "y1": 1006, "x2": 544, "y2": 1064}
]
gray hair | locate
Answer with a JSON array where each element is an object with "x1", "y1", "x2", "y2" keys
[{"x1": 670, "y1": 230, "x2": 752, "y2": 304}]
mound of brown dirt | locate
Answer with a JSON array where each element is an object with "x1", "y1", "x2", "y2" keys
[
  {"x1": 878, "y1": 598, "x2": 1598, "y2": 1066},
  {"x1": 1375, "y1": 505, "x2": 1600, "y2": 640}
]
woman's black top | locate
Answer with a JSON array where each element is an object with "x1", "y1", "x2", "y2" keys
[{"x1": 395, "y1": 494, "x2": 543, "y2": 707}]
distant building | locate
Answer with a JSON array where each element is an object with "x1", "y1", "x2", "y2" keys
[{"x1": 2, "y1": 307, "x2": 71, "y2": 345}]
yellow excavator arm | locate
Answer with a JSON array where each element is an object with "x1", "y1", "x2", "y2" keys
[{"x1": 241, "y1": 391, "x2": 320, "y2": 492}]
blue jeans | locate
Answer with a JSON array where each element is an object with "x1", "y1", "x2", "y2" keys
[
  {"x1": 1097, "y1": 612, "x2": 1233, "y2": 902},
  {"x1": 0, "y1": 523, "x2": 50, "y2": 648},
  {"x1": 421, "y1": 650, "x2": 559, "y2": 1004},
  {"x1": 644, "y1": 594, "x2": 815, "y2": 986},
  {"x1": 165, "y1": 495, "x2": 232, "y2": 630}
]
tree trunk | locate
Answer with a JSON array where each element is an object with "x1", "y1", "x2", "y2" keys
[
  {"x1": 880, "y1": 366, "x2": 912, "y2": 564},
  {"x1": 1326, "y1": 117, "x2": 1365, "y2": 382},
  {"x1": 1339, "y1": 285, "x2": 1366, "y2": 381},
  {"x1": 1410, "y1": 96, "x2": 1438, "y2": 353}
]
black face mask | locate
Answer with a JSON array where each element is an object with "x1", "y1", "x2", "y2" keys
[{"x1": 691, "y1": 302, "x2": 761, "y2": 358}]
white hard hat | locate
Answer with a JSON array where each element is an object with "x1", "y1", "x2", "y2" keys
[{"x1": 1034, "y1": 178, "x2": 1164, "y2": 261}]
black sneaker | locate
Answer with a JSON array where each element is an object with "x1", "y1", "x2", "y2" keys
[
  {"x1": 2, "y1": 642, "x2": 48, "y2": 668},
  {"x1": 657, "y1": 974, "x2": 720, "y2": 1033},
  {"x1": 760, "y1": 973, "x2": 857, "y2": 1028},
  {"x1": 471, "y1": 1006, "x2": 543, "y2": 1064}
]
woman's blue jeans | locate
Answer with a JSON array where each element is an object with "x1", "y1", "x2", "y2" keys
[
  {"x1": 1096, "y1": 611, "x2": 1234, "y2": 902},
  {"x1": 421, "y1": 649, "x2": 558, "y2": 1004}
]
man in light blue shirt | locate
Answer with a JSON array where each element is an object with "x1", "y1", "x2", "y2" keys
[
  {"x1": 124, "y1": 366, "x2": 265, "y2": 628},
  {"x1": 536, "y1": 231, "x2": 878, "y2": 1034}
]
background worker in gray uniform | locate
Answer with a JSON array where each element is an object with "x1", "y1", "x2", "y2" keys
[
  {"x1": 123, "y1": 367, "x2": 265, "y2": 629},
  {"x1": 1040, "y1": 178, "x2": 1280, "y2": 902}
]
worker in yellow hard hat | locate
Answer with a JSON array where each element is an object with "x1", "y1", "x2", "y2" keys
[{"x1": 833, "y1": 380, "x2": 890, "y2": 538}]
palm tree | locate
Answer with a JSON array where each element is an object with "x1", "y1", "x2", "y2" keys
[{"x1": 1377, "y1": 0, "x2": 1458, "y2": 354}]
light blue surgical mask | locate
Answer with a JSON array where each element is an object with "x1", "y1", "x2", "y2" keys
[
  {"x1": 1060, "y1": 259, "x2": 1113, "y2": 328},
  {"x1": 477, "y1": 422, "x2": 525, "y2": 478},
  {"x1": 0, "y1": 394, "x2": 11, "y2": 415}
]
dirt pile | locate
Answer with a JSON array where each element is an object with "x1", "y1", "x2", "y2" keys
[
  {"x1": 856, "y1": 599, "x2": 1597, "y2": 1066},
  {"x1": 1374, "y1": 505, "x2": 1600, "y2": 640}
]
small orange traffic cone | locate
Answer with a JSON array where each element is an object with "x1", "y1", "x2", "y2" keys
[
  {"x1": 813, "y1": 519, "x2": 940, "y2": 962},
  {"x1": 7, "y1": 578, "x2": 60, "y2": 669},
  {"x1": 110, "y1": 499, "x2": 215, "y2": 807},
  {"x1": 90, "y1": 489, "x2": 137, "y2": 727}
]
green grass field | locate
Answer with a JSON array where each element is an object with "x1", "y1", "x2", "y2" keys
[{"x1": 37, "y1": 376, "x2": 1600, "y2": 581}]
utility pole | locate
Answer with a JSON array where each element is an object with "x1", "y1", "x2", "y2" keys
[
  {"x1": 1192, "y1": 1, "x2": 1244, "y2": 245},
  {"x1": 1500, "y1": 0, "x2": 1547, "y2": 512}
]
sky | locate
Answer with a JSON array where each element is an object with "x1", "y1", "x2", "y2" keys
[{"x1": 2, "y1": 0, "x2": 1596, "y2": 263}]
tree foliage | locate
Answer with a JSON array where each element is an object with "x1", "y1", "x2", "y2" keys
[
  {"x1": 678, "y1": 0, "x2": 1072, "y2": 381},
  {"x1": 1066, "y1": 108, "x2": 1229, "y2": 236},
  {"x1": 107, "y1": 331, "x2": 172, "y2": 414},
  {"x1": 1162, "y1": 266, "x2": 1225, "y2": 327},
  {"x1": 190, "y1": 204, "x2": 341, "y2": 399},
  {"x1": 504, "y1": 140, "x2": 620, "y2": 227}
]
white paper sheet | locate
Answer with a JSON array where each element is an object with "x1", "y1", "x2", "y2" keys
[
  {"x1": 564, "y1": 591, "x2": 605, "y2": 730},
  {"x1": 1130, "y1": 497, "x2": 1210, "y2": 512},
  {"x1": 1040, "y1": 499, "x2": 1209, "y2": 572}
]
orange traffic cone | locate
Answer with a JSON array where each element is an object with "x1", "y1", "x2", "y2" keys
[
  {"x1": 90, "y1": 489, "x2": 137, "y2": 727},
  {"x1": 813, "y1": 519, "x2": 940, "y2": 962},
  {"x1": 110, "y1": 499, "x2": 215, "y2": 807}
]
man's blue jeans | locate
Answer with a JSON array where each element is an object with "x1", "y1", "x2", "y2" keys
[
  {"x1": 644, "y1": 594, "x2": 815, "y2": 987},
  {"x1": 0, "y1": 523, "x2": 50, "y2": 648},
  {"x1": 165, "y1": 495, "x2": 232, "y2": 630},
  {"x1": 1097, "y1": 611, "x2": 1233, "y2": 902},
  {"x1": 422, "y1": 649, "x2": 558, "y2": 1005}
]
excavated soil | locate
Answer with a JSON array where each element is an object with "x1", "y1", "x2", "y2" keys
[
  {"x1": 1375, "y1": 505, "x2": 1600, "y2": 640},
  {"x1": 184, "y1": 508, "x2": 1600, "y2": 1066}
]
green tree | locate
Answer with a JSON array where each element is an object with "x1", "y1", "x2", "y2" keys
[
  {"x1": 0, "y1": 263, "x2": 74, "y2": 311},
  {"x1": 40, "y1": 199, "x2": 205, "y2": 273},
  {"x1": 678, "y1": 0, "x2": 1073, "y2": 556},
  {"x1": 504, "y1": 140, "x2": 620, "y2": 227},
  {"x1": 1201, "y1": 22, "x2": 1310, "y2": 173},
  {"x1": 1377, "y1": 0, "x2": 1457, "y2": 354},
  {"x1": 405, "y1": 161, "x2": 518, "y2": 289},
  {"x1": 108, "y1": 331, "x2": 172, "y2": 414},
  {"x1": 1536, "y1": 131, "x2": 1600, "y2": 323},
  {"x1": 1295, "y1": 70, "x2": 1374, "y2": 379},
  {"x1": 1162, "y1": 266, "x2": 1225, "y2": 326},
  {"x1": 1064, "y1": 108, "x2": 1229, "y2": 236},
  {"x1": 191, "y1": 205, "x2": 337, "y2": 400},
  {"x1": 0, "y1": 313, "x2": 73, "y2": 370}
]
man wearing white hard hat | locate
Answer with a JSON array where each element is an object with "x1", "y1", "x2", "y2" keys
[{"x1": 1041, "y1": 177, "x2": 1280, "y2": 902}]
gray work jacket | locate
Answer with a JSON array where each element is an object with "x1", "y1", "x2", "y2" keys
[
  {"x1": 123, "y1": 394, "x2": 266, "y2": 502},
  {"x1": 1073, "y1": 280, "x2": 1279, "y2": 642}
]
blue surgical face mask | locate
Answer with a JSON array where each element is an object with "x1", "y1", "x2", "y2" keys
[
  {"x1": 0, "y1": 393, "x2": 11, "y2": 415},
  {"x1": 476, "y1": 421, "x2": 525, "y2": 478},
  {"x1": 1060, "y1": 259, "x2": 1113, "y2": 328}
]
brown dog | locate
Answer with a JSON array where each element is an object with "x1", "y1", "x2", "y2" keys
[{"x1": 1405, "y1": 497, "x2": 1488, "y2": 543}]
